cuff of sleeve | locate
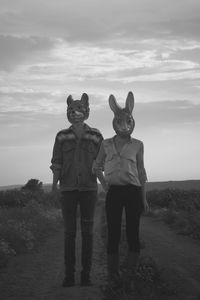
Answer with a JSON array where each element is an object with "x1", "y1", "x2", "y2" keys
[
  {"x1": 92, "y1": 160, "x2": 104, "y2": 173},
  {"x1": 139, "y1": 169, "x2": 148, "y2": 184},
  {"x1": 50, "y1": 163, "x2": 62, "y2": 172}
]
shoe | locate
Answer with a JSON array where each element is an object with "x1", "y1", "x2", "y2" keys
[
  {"x1": 108, "y1": 272, "x2": 122, "y2": 290},
  {"x1": 62, "y1": 275, "x2": 75, "y2": 287},
  {"x1": 80, "y1": 272, "x2": 92, "y2": 286}
]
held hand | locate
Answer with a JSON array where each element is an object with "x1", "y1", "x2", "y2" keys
[
  {"x1": 143, "y1": 199, "x2": 150, "y2": 213},
  {"x1": 103, "y1": 182, "x2": 109, "y2": 193},
  {"x1": 51, "y1": 184, "x2": 60, "y2": 200}
]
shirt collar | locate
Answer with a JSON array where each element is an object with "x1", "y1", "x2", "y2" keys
[
  {"x1": 69, "y1": 123, "x2": 92, "y2": 134},
  {"x1": 112, "y1": 135, "x2": 132, "y2": 143}
]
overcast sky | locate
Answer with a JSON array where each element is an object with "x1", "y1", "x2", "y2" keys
[{"x1": 0, "y1": 0, "x2": 200, "y2": 186}]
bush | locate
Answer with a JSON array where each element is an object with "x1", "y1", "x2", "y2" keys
[
  {"x1": 0, "y1": 189, "x2": 29, "y2": 208},
  {"x1": 148, "y1": 189, "x2": 200, "y2": 240},
  {"x1": 147, "y1": 189, "x2": 200, "y2": 212},
  {"x1": 0, "y1": 192, "x2": 62, "y2": 268},
  {"x1": 0, "y1": 239, "x2": 16, "y2": 268},
  {"x1": 21, "y1": 178, "x2": 43, "y2": 192},
  {"x1": 0, "y1": 189, "x2": 60, "y2": 209}
]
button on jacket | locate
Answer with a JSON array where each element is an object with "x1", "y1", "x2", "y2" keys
[
  {"x1": 50, "y1": 124, "x2": 103, "y2": 191},
  {"x1": 94, "y1": 136, "x2": 147, "y2": 186}
]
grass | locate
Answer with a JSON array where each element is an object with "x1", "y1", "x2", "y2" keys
[
  {"x1": 147, "y1": 188, "x2": 200, "y2": 240},
  {"x1": 100, "y1": 188, "x2": 200, "y2": 300},
  {"x1": 0, "y1": 190, "x2": 62, "y2": 268}
]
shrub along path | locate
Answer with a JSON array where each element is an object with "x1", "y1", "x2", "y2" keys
[
  {"x1": 0, "y1": 202, "x2": 107, "y2": 300},
  {"x1": 140, "y1": 215, "x2": 200, "y2": 299},
  {"x1": 0, "y1": 205, "x2": 200, "y2": 299}
]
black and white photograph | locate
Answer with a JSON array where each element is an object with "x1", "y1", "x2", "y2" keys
[{"x1": 0, "y1": 0, "x2": 200, "y2": 299}]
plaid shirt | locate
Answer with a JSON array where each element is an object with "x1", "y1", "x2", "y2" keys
[{"x1": 50, "y1": 124, "x2": 103, "y2": 191}]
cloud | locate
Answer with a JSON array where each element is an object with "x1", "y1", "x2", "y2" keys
[
  {"x1": 0, "y1": 35, "x2": 55, "y2": 71},
  {"x1": 1, "y1": 96, "x2": 199, "y2": 147},
  {"x1": 36, "y1": 40, "x2": 200, "y2": 84},
  {"x1": 135, "y1": 100, "x2": 200, "y2": 130},
  {"x1": 0, "y1": 90, "x2": 65, "y2": 114},
  {"x1": 1, "y1": 0, "x2": 200, "y2": 43}
]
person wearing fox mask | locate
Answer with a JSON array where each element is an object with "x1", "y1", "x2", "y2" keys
[
  {"x1": 93, "y1": 91, "x2": 149, "y2": 291},
  {"x1": 50, "y1": 93, "x2": 103, "y2": 287}
]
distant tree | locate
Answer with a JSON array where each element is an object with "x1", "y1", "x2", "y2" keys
[{"x1": 21, "y1": 179, "x2": 43, "y2": 192}]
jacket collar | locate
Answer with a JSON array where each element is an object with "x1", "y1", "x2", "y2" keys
[{"x1": 69, "y1": 123, "x2": 91, "y2": 132}]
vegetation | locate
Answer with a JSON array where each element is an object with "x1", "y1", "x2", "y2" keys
[
  {"x1": 1, "y1": 182, "x2": 199, "y2": 298},
  {"x1": 147, "y1": 188, "x2": 200, "y2": 240},
  {"x1": 101, "y1": 187, "x2": 200, "y2": 299},
  {"x1": 21, "y1": 178, "x2": 43, "y2": 192},
  {"x1": 100, "y1": 208, "x2": 178, "y2": 300},
  {"x1": 0, "y1": 179, "x2": 61, "y2": 268}
]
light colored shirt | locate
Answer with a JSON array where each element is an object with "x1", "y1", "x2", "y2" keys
[{"x1": 94, "y1": 136, "x2": 147, "y2": 186}]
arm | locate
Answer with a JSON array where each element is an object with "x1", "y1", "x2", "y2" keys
[
  {"x1": 50, "y1": 134, "x2": 62, "y2": 194},
  {"x1": 52, "y1": 170, "x2": 60, "y2": 193},
  {"x1": 96, "y1": 169, "x2": 108, "y2": 192},
  {"x1": 141, "y1": 182, "x2": 149, "y2": 212},
  {"x1": 137, "y1": 142, "x2": 149, "y2": 212},
  {"x1": 93, "y1": 141, "x2": 109, "y2": 192}
]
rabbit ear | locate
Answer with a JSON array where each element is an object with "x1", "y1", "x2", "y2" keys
[
  {"x1": 81, "y1": 93, "x2": 89, "y2": 107},
  {"x1": 67, "y1": 95, "x2": 73, "y2": 106},
  {"x1": 109, "y1": 94, "x2": 122, "y2": 114},
  {"x1": 125, "y1": 91, "x2": 134, "y2": 113}
]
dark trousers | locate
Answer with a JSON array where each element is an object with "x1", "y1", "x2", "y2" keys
[
  {"x1": 61, "y1": 190, "x2": 97, "y2": 276},
  {"x1": 105, "y1": 185, "x2": 143, "y2": 254}
]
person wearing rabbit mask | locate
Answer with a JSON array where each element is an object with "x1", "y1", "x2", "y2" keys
[
  {"x1": 50, "y1": 93, "x2": 103, "y2": 287},
  {"x1": 93, "y1": 91, "x2": 149, "y2": 291}
]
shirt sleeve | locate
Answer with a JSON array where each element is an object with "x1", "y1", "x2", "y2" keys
[
  {"x1": 50, "y1": 134, "x2": 63, "y2": 173},
  {"x1": 136, "y1": 142, "x2": 147, "y2": 184},
  {"x1": 92, "y1": 141, "x2": 106, "y2": 173},
  {"x1": 95, "y1": 133, "x2": 104, "y2": 158}
]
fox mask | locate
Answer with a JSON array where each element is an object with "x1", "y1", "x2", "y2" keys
[{"x1": 66, "y1": 93, "x2": 90, "y2": 124}]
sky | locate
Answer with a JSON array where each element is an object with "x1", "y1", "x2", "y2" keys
[{"x1": 0, "y1": 0, "x2": 200, "y2": 186}]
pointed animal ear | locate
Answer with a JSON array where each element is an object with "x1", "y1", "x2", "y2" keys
[
  {"x1": 109, "y1": 94, "x2": 122, "y2": 114},
  {"x1": 81, "y1": 93, "x2": 89, "y2": 107},
  {"x1": 125, "y1": 91, "x2": 134, "y2": 113},
  {"x1": 67, "y1": 95, "x2": 73, "y2": 106}
]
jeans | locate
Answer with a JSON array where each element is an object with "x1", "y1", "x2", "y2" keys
[
  {"x1": 105, "y1": 185, "x2": 143, "y2": 254},
  {"x1": 61, "y1": 190, "x2": 97, "y2": 276}
]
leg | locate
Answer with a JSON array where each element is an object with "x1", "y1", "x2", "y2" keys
[
  {"x1": 106, "y1": 186, "x2": 123, "y2": 287},
  {"x1": 79, "y1": 191, "x2": 97, "y2": 285},
  {"x1": 61, "y1": 191, "x2": 78, "y2": 287},
  {"x1": 124, "y1": 186, "x2": 143, "y2": 288}
]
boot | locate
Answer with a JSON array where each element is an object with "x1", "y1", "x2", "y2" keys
[
  {"x1": 81, "y1": 231, "x2": 93, "y2": 286},
  {"x1": 124, "y1": 251, "x2": 139, "y2": 292},
  {"x1": 107, "y1": 254, "x2": 122, "y2": 289},
  {"x1": 80, "y1": 270, "x2": 92, "y2": 286},
  {"x1": 63, "y1": 233, "x2": 76, "y2": 287},
  {"x1": 62, "y1": 274, "x2": 75, "y2": 287}
]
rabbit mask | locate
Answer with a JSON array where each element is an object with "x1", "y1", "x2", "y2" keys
[
  {"x1": 66, "y1": 93, "x2": 90, "y2": 124},
  {"x1": 109, "y1": 91, "x2": 135, "y2": 137}
]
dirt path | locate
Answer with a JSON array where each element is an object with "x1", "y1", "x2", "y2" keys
[
  {"x1": 140, "y1": 216, "x2": 200, "y2": 299},
  {"x1": 0, "y1": 203, "x2": 107, "y2": 300},
  {"x1": 0, "y1": 207, "x2": 200, "y2": 299}
]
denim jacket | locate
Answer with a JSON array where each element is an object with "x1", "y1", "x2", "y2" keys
[{"x1": 50, "y1": 124, "x2": 103, "y2": 191}]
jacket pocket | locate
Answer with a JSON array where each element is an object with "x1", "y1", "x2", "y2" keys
[
  {"x1": 62, "y1": 143, "x2": 75, "y2": 153},
  {"x1": 61, "y1": 143, "x2": 75, "y2": 178},
  {"x1": 82, "y1": 141, "x2": 96, "y2": 157}
]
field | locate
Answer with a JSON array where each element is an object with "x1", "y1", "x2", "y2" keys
[
  {"x1": 0, "y1": 188, "x2": 62, "y2": 268},
  {"x1": 1, "y1": 179, "x2": 200, "y2": 192},
  {"x1": 0, "y1": 180, "x2": 200, "y2": 299}
]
